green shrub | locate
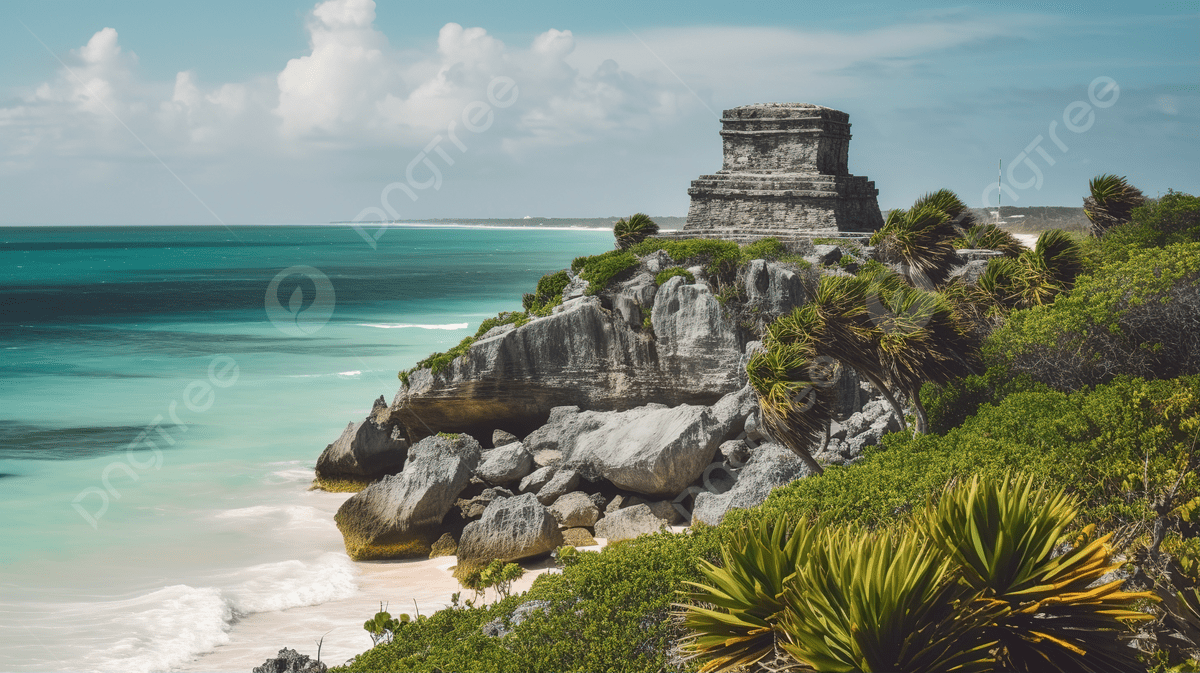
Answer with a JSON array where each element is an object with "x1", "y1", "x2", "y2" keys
[
  {"x1": 631, "y1": 238, "x2": 742, "y2": 277},
  {"x1": 655, "y1": 266, "x2": 695, "y2": 286},
  {"x1": 920, "y1": 365, "x2": 1046, "y2": 435},
  {"x1": 734, "y1": 375, "x2": 1200, "y2": 532},
  {"x1": 986, "y1": 242, "x2": 1200, "y2": 391},
  {"x1": 1084, "y1": 191, "x2": 1200, "y2": 269},
  {"x1": 524, "y1": 270, "x2": 570, "y2": 314},
  {"x1": 575, "y1": 250, "x2": 638, "y2": 295},
  {"x1": 335, "y1": 528, "x2": 727, "y2": 672}
]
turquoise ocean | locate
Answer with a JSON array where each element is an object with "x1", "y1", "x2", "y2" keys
[{"x1": 0, "y1": 224, "x2": 612, "y2": 672}]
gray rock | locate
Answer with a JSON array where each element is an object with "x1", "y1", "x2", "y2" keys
[
  {"x1": 492, "y1": 429, "x2": 520, "y2": 447},
  {"x1": 533, "y1": 386, "x2": 753, "y2": 496},
  {"x1": 479, "y1": 322, "x2": 518, "y2": 341},
  {"x1": 646, "y1": 500, "x2": 684, "y2": 525},
  {"x1": 456, "y1": 487, "x2": 514, "y2": 519},
  {"x1": 587, "y1": 492, "x2": 608, "y2": 511},
  {"x1": 845, "y1": 414, "x2": 902, "y2": 457},
  {"x1": 740, "y1": 259, "x2": 808, "y2": 318},
  {"x1": 650, "y1": 277, "x2": 743, "y2": 392},
  {"x1": 334, "y1": 434, "x2": 481, "y2": 560},
  {"x1": 457, "y1": 493, "x2": 563, "y2": 564},
  {"x1": 811, "y1": 244, "x2": 843, "y2": 265},
  {"x1": 536, "y1": 469, "x2": 580, "y2": 505},
  {"x1": 518, "y1": 465, "x2": 556, "y2": 494},
  {"x1": 827, "y1": 365, "x2": 862, "y2": 421},
  {"x1": 477, "y1": 442, "x2": 533, "y2": 486},
  {"x1": 949, "y1": 259, "x2": 990, "y2": 285},
  {"x1": 692, "y1": 443, "x2": 812, "y2": 525},
  {"x1": 252, "y1": 647, "x2": 327, "y2": 673},
  {"x1": 619, "y1": 274, "x2": 658, "y2": 308},
  {"x1": 562, "y1": 275, "x2": 589, "y2": 300},
  {"x1": 719, "y1": 439, "x2": 752, "y2": 467},
  {"x1": 605, "y1": 493, "x2": 644, "y2": 514},
  {"x1": 532, "y1": 449, "x2": 563, "y2": 468},
  {"x1": 956, "y1": 249, "x2": 1005, "y2": 263},
  {"x1": 612, "y1": 294, "x2": 643, "y2": 329},
  {"x1": 743, "y1": 408, "x2": 767, "y2": 443},
  {"x1": 482, "y1": 600, "x2": 551, "y2": 638},
  {"x1": 315, "y1": 396, "x2": 408, "y2": 482},
  {"x1": 594, "y1": 504, "x2": 667, "y2": 542},
  {"x1": 548, "y1": 491, "x2": 600, "y2": 528},
  {"x1": 641, "y1": 250, "x2": 672, "y2": 274}
]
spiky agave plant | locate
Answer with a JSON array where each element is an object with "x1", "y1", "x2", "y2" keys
[
  {"x1": 954, "y1": 223, "x2": 1025, "y2": 257},
  {"x1": 870, "y1": 204, "x2": 960, "y2": 289},
  {"x1": 1084, "y1": 174, "x2": 1146, "y2": 236},
  {"x1": 920, "y1": 472, "x2": 1156, "y2": 671},
  {"x1": 613, "y1": 212, "x2": 659, "y2": 250},
  {"x1": 780, "y1": 524, "x2": 1004, "y2": 673},
  {"x1": 678, "y1": 517, "x2": 820, "y2": 672}
]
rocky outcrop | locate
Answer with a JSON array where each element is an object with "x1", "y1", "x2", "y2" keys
[
  {"x1": 252, "y1": 648, "x2": 327, "y2": 673},
  {"x1": 392, "y1": 289, "x2": 744, "y2": 439},
  {"x1": 457, "y1": 493, "x2": 563, "y2": 565},
  {"x1": 527, "y1": 386, "x2": 755, "y2": 497},
  {"x1": 334, "y1": 434, "x2": 481, "y2": 560},
  {"x1": 692, "y1": 443, "x2": 812, "y2": 525},
  {"x1": 594, "y1": 504, "x2": 667, "y2": 542},
  {"x1": 315, "y1": 396, "x2": 407, "y2": 484}
]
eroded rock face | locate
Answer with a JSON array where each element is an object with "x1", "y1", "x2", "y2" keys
[
  {"x1": 315, "y1": 396, "x2": 408, "y2": 483},
  {"x1": 393, "y1": 284, "x2": 745, "y2": 439},
  {"x1": 528, "y1": 386, "x2": 755, "y2": 497},
  {"x1": 457, "y1": 493, "x2": 563, "y2": 564},
  {"x1": 740, "y1": 259, "x2": 808, "y2": 317},
  {"x1": 692, "y1": 443, "x2": 812, "y2": 526},
  {"x1": 334, "y1": 434, "x2": 481, "y2": 561}
]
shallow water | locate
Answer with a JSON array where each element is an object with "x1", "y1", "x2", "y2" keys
[{"x1": 0, "y1": 224, "x2": 611, "y2": 672}]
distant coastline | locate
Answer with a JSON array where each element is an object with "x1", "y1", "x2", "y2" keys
[{"x1": 329, "y1": 216, "x2": 688, "y2": 230}]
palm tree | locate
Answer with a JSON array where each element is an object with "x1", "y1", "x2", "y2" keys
[
  {"x1": 870, "y1": 204, "x2": 961, "y2": 289},
  {"x1": 978, "y1": 229, "x2": 1083, "y2": 309},
  {"x1": 912, "y1": 188, "x2": 978, "y2": 231},
  {"x1": 1084, "y1": 174, "x2": 1146, "y2": 236},
  {"x1": 613, "y1": 212, "x2": 659, "y2": 249}
]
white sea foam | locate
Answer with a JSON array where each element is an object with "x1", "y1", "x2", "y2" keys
[
  {"x1": 356, "y1": 322, "x2": 468, "y2": 330},
  {"x1": 74, "y1": 554, "x2": 357, "y2": 673},
  {"x1": 214, "y1": 504, "x2": 330, "y2": 529}
]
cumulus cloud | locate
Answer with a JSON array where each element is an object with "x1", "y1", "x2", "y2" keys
[{"x1": 0, "y1": 0, "x2": 1070, "y2": 223}]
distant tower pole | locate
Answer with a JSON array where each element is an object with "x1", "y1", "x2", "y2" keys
[{"x1": 996, "y1": 159, "x2": 1002, "y2": 223}]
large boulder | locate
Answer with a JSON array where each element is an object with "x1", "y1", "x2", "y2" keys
[
  {"x1": 692, "y1": 443, "x2": 812, "y2": 526},
  {"x1": 594, "y1": 504, "x2": 667, "y2": 542},
  {"x1": 393, "y1": 291, "x2": 744, "y2": 439},
  {"x1": 528, "y1": 386, "x2": 755, "y2": 497},
  {"x1": 476, "y1": 442, "x2": 534, "y2": 486},
  {"x1": 334, "y1": 434, "x2": 481, "y2": 560},
  {"x1": 315, "y1": 396, "x2": 408, "y2": 484},
  {"x1": 548, "y1": 491, "x2": 600, "y2": 528},
  {"x1": 457, "y1": 493, "x2": 563, "y2": 565}
]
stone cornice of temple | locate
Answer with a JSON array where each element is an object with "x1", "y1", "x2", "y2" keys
[{"x1": 719, "y1": 128, "x2": 851, "y2": 137}]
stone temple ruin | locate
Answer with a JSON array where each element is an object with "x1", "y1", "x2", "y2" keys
[{"x1": 678, "y1": 103, "x2": 883, "y2": 243}]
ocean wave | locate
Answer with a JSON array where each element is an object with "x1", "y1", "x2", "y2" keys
[
  {"x1": 214, "y1": 504, "x2": 329, "y2": 528},
  {"x1": 356, "y1": 322, "x2": 468, "y2": 330},
  {"x1": 77, "y1": 554, "x2": 357, "y2": 673}
]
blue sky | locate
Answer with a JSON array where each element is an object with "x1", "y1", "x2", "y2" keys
[{"x1": 1, "y1": 0, "x2": 1196, "y2": 225}]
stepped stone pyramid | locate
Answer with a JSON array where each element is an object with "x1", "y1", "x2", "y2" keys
[{"x1": 676, "y1": 103, "x2": 883, "y2": 243}]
